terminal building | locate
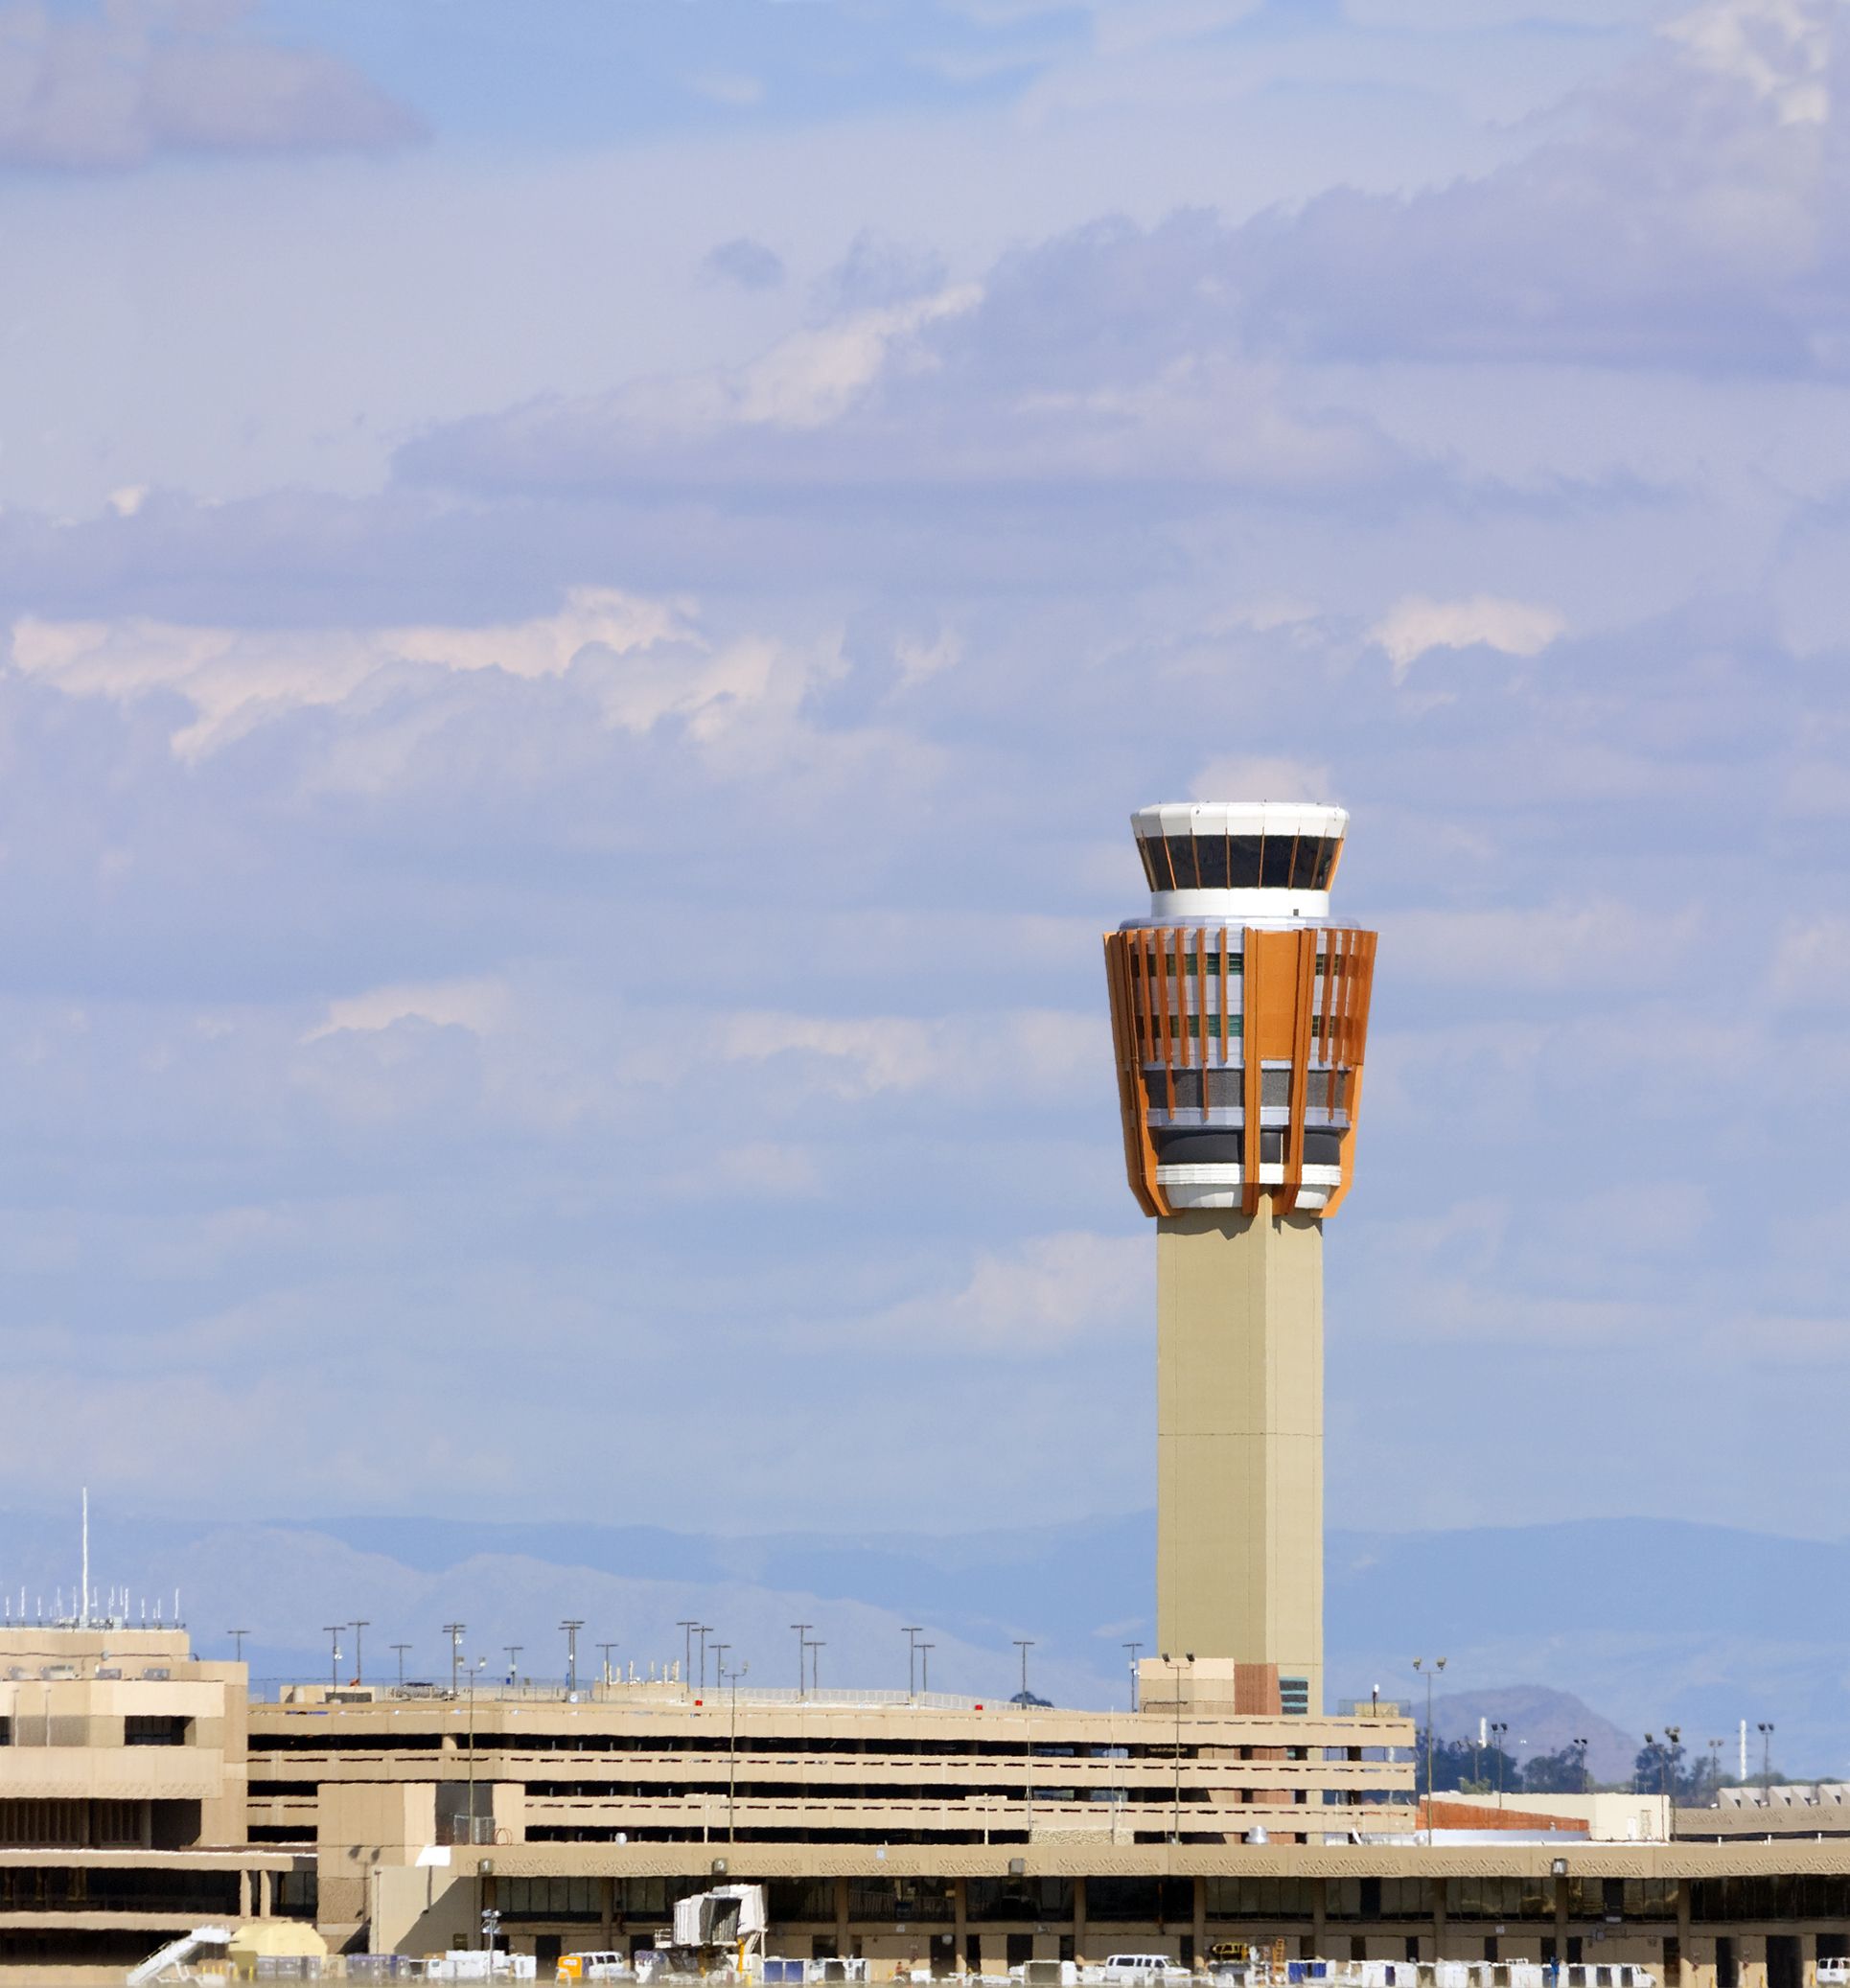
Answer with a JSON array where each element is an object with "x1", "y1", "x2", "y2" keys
[{"x1": 2, "y1": 803, "x2": 1844, "y2": 1984}]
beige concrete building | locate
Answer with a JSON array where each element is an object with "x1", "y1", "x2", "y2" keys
[
  {"x1": 0, "y1": 1628, "x2": 312, "y2": 1978},
  {"x1": 0, "y1": 1630, "x2": 1846, "y2": 1988}
]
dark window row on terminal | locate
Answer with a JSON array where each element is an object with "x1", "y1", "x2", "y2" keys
[
  {"x1": 494, "y1": 1878, "x2": 1190, "y2": 1925},
  {"x1": 0, "y1": 1797, "x2": 202, "y2": 1849},
  {"x1": 522, "y1": 1826, "x2": 1268, "y2": 1846},
  {"x1": 1137, "y1": 835, "x2": 1339, "y2": 894},
  {"x1": 0, "y1": 1864, "x2": 314, "y2": 1918},
  {"x1": 252, "y1": 1729, "x2": 446, "y2": 1751},
  {"x1": 251, "y1": 1735, "x2": 1327, "y2": 1762},
  {"x1": 482, "y1": 1874, "x2": 1850, "y2": 1929},
  {"x1": 517, "y1": 1781, "x2": 1345, "y2": 1802},
  {"x1": 0, "y1": 1713, "x2": 189, "y2": 1747}
]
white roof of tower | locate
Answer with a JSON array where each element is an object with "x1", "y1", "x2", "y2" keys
[{"x1": 1131, "y1": 801, "x2": 1347, "y2": 841}]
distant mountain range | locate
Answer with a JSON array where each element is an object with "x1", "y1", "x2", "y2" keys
[{"x1": 0, "y1": 1506, "x2": 1840, "y2": 1779}]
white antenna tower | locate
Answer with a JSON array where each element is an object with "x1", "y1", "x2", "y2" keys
[{"x1": 80, "y1": 1489, "x2": 89, "y2": 1630}]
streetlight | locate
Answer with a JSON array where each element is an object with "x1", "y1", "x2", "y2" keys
[
  {"x1": 482, "y1": 1907, "x2": 500, "y2": 1965},
  {"x1": 561, "y1": 1621, "x2": 585, "y2": 1696},
  {"x1": 466, "y1": 1654, "x2": 487, "y2": 1841},
  {"x1": 1574, "y1": 1736, "x2": 1590, "y2": 1795},
  {"x1": 444, "y1": 1624, "x2": 467, "y2": 1697},
  {"x1": 1013, "y1": 1639, "x2": 1036, "y2": 1699},
  {"x1": 598, "y1": 1642, "x2": 618, "y2": 1689},
  {"x1": 677, "y1": 1620, "x2": 700, "y2": 1687},
  {"x1": 1490, "y1": 1722, "x2": 1509, "y2": 1812},
  {"x1": 227, "y1": 1630, "x2": 249, "y2": 1664},
  {"x1": 324, "y1": 1625, "x2": 344, "y2": 1691},
  {"x1": 790, "y1": 1624, "x2": 812, "y2": 1697},
  {"x1": 1164, "y1": 1653, "x2": 1195, "y2": 1842},
  {"x1": 711, "y1": 1643, "x2": 730, "y2": 1698},
  {"x1": 1123, "y1": 1642, "x2": 1143, "y2": 1712},
  {"x1": 1413, "y1": 1658, "x2": 1446, "y2": 1844},
  {"x1": 807, "y1": 1639, "x2": 824, "y2": 1692},
  {"x1": 1663, "y1": 1725, "x2": 1682, "y2": 1840},
  {"x1": 919, "y1": 1643, "x2": 934, "y2": 1692},
  {"x1": 392, "y1": 1644, "x2": 413, "y2": 1689},
  {"x1": 725, "y1": 1657, "x2": 750, "y2": 1843},
  {"x1": 1758, "y1": 1722, "x2": 1775, "y2": 1802},
  {"x1": 697, "y1": 1626, "x2": 713, "y2": 1691},
  {"x1": 903, "y1": 1627, "x2": 923, "y2": 1699}
]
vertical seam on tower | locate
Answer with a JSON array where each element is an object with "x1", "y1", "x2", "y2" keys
[{"x1": 1241, "y1": 924, "x2": 1260, "y2": 1217}]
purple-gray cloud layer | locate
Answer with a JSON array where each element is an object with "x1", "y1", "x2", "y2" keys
[{"x1": 0, "y1": 0, "x2": 421, "y2": 168}]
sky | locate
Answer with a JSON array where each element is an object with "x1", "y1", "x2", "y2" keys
[{"x1": 1, "y1": 0, "x2": 1848, "y2": 1550}]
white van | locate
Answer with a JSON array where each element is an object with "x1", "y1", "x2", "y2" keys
[{"x1": 1100, "y1": 1956, "x2": 1191, "y2": 1984}]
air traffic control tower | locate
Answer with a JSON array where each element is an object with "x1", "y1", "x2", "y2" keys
[{"x1": 1103, "y1": 802, "x2": 1376, "y2": 1719}]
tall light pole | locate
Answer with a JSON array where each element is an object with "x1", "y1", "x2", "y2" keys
[
  {"x1": 227, "y1": 1629, "x2": 249, "y2": 1665},
  {"x1": 807, "y1": 1639, "x2": 824, "y2": 1692},
  {"x1": 697, "y1": 1626, "x2": 713, "y2": 1691},
  {"x1": 678, "y1": 1620, "x2": 700, "y2": 1687},
  {"x1": 444, "y1": 1623, "x2": 467, "y2": 1698},
  {"x1": 350, "y1": 1620, "x2": 369, "y2": 1687},
  {"x1": 726, "y1": 1657, "x2": 749, "y2": 1843},
  {"x1": 1013, "y1": 1639, "x2": 1036, "y2": 1700},
  {"x1": 1709, "y1": 1738, "x2": 1725, "y2": 1801},
  {"x1": 903, "y1": 1627, "x2": 923, "y2": 1699},
  {"x1": 598, "y1": 1642, "x2": 618, "y2": 1689},
  {"x1": 711, "y1": 1643, "x2": 729, "y2": 1699},
  {"x1": 561, "y1": 1620, "x2": 585, "y2": 1696},
  {"x1": 505, "y1": 1646, "x2": 523, "y2": 1688},
  {"x1": 1758, "y1": 1722, "x2": 1775, "y2": 1801},
  {"x1": 1413, "y1": 1657, "x2": 1446, "y2": 1845},
  {"x1": 324, "y1": 1625, "x2": 344, "y2": 1691},
  {"x1": 392, "y1": 1644, "x2": 412, "y2": 1689},
  {"x1": 1123, "y1": 1642, "x2": 1143, "y2": 1712},
  {"x1": 1574, "y1": 1736, "x2": 1590, "y2": 1796},
  {"x1": 1490, "y1": 1721, "x2": 1509, "y2": 1813},
  {"x1": 919, "y1": 1643, "x2": 934, "y2": 1693},
  {"x1": 1663, "y1": 1724, "x2": 1681, "y2": 1841},
  {"x1": 466, "y1": 1655, "x2": 486, "y2": 1844},
  {"x1": 790, "y1": 1624, "x2": 812, "y2": 1697},
  {"x1": 1164, "y1": 1653, "x2": 1194, "y2": 1842}
]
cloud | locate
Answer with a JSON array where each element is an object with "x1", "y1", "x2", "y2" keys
[
  {"x1": 813, "y1": 229, "x2": 949, "y2": 315},
  {"x1": 700, "y1": 237, "x2": 787, "y2": 292},
  {"x1": 1390, "y1": 900, "x2": 1705, "y2": 990},
  {"x1": 0, "y1": 0, "x2": 421, "y2": 170},
  {"x1": 717, "y1": 1008, "x2": 1096, "y2": 1103},
  {"x1": 1371, "y1": 595, "x2": 1565, "y2": 682},
  {"x1": 397, "y1": 224, "x2": 1404, "y2": 499},
  {"x1": 1662, "y1": 0, "x2": 1831, "y2": 126},
  {"x1": 1191, "y1": 754, "x2": 1333, "y2": 802},
  {"x1": 304, "y1": 977, "x2": 512, "y2": 1044},
  {"x1": 686, "y1": 71, "x2": 764, "y2": 107},
  {"x1": 850, "y1": 1231, "x2": 1146, "y2": 1352},
  {"x1": 7, "y1": 587, "x2": 817, "y2": 763}
]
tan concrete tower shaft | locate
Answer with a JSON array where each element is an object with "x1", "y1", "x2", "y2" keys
[{"x1": 1156, "y1": 1206, "x2": 1323, "y2": 1710}]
